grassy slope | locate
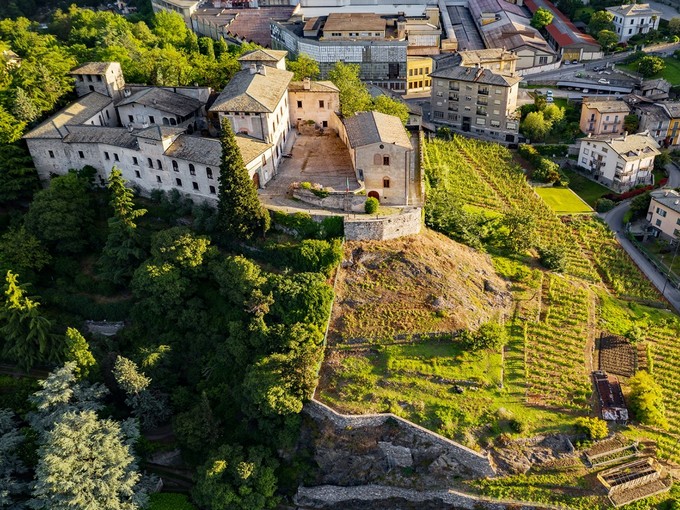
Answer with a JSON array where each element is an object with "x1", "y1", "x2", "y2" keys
[
  {"x1": 619, "y1": 56, "x2": 680, "y2": 85},
  {"x1": 534, "y1": 187, "x2": 593, "y2": 214},
  {"x1": 562, "y1": 168, "x2": 611, "y2": 207}
]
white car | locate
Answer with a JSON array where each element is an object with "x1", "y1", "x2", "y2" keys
[
  {"x1": 546, "y1": 90, "x2": 554, "y2": 96},
  {"x1": 598, "y1": 78, "x2": 610, "y2": 84},
  {"x1": 546, "y1": 96, "x2": 554, "y2": 103}
]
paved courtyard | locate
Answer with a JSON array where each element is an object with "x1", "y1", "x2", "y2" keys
[{"x1": 259, "y1": 130, "x2": 360, "y2": 212}]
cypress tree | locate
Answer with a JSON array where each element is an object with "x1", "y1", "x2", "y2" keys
[{"x1": 216, "y1": 120, "x2": 270, "y2": 241}]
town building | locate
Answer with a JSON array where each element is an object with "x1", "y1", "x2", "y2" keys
[
  {"x1": 238, "y1": 48, "x2": 288, "y2": 70},
  {"x1": 337, "y1": 111, "x2": 416, "y2": 205},
  {"x1": 647, "y1": 189, "x2": 680, "y2": 240},
  {"x1": 432, "y1": 49, "x2": 519, "y2": 77},
  {"x1": 288, "y1": 78, "x2": 340, "y2": 129},
  {"x1": 631, "y1": 100, "x2": 680, "y2": 147},
  {"x1": 577, "y1": 131, "x2": 660, "y2": 191},
  {"x1": 607, "y1": 3, "x2": 661, "y2": 43},
  {"x1": 151, "y1": 0, "x2": 202, "y2": 26},
  {"x1": 469, "y1": 0, "x2": 558, "y2": 72},
  {"x1": 640, "y1": 78, "x2": 671, "y2": 100},
  {"x1": 524, "y1": 0, "x2": 602, "y2": 61},
  {"x1": 407, "y1": 56, "x2": 433, "y2": 93},
  {"x1": 579, "y1": 99, "x2": 631, "y2": 136},
  {"x1": 429, "y1": 64, "x2": 522, "y2": 143}
]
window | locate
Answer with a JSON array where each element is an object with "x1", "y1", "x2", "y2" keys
[
  {"x1": 490, "y1": 120, "x2": 500, "y2": 127},
  {"x1": 149, "y1": 116, "x2": 155, "y2": 124},
  {"x1": 297, "y1": 100, "x2": 302, "y2": 108},
  {"x1": 147, "y1": 158, "x2": 153, "y2": 168},
  {"x1": 476, "y1": 118, "x2": 486, "y2": 126},
  {"x1": 133, "y1": 156, "x2": 139, "y2": 165},
  {"x1": 676, "y1": 217, "x2": 680, "y2": 225},
  {"x1": 156, "y1": 159, "x2": 162, "y2": 170},
  {"x1": 135, "y1": 170, "x2": 141, "y2": 178},
  {"x1": 629, "y1": 28, "x2": 633, "y2": 34},
  {"x1": 86, "y1": 75, "x2": 92, "y2": 82},
  {"x1": 206, "y1": 167, "x2": 213, "y2": 179},
  {"x1": 602, "y1": 148, "x2": 609, "y2": 153},
  {"x1": 319, "y1": 100, "x2": 325, "y2": 108},
  {"x1": 322, "y1": 120, "x2": 328, "y2": 128},
  {"x1": 538, "y1": 56, "x2": 548, "y2": 65},
  {"x1": 189, "y1": 164, "x2": 196, "y2": 176},
  {"x1": 383, "y1": 156, "x2": 390, "y2": 166},
  {"x1": 48, "y1": 150, "x2": 55, "y2": 158},
  {"x1": 128, "y1": 115, "x2": 134, "y2": 123},
  {"x1": 209, "y1": 185, "x2": 216, "y2": 194},
  {"x1": 104, "y1": 152, "x2": 110, "y2": 160},
  {"x1": 656, "y1": 218, "x2": 662, "y2": 226},
  {"x1": 383, "y1": 177, "x2": 390, "y2": 188},
  {"x1": 96, "y1": 75, "x2": 102, "y2": 82},
  {"x1": 192, "y1": 182, "x2": 199, "y2": 191},
  {"x1": 176, "y1": 178, "x2": 182, "y2": 187},
  {"x1": 657, "y1": 207, "x2": 667, "y2": 217},
  {"x1": 582, "y1": 157, "x2": 587, "y2": 164},
  {"x1": 114, "y1": 153, "x2": 119, "y2": 162},
  {"x1": 106, "y1": 110, "x2": 110, "y2": 120},
  {"x1": 78, "y1": 75, "x2": 84, "y2": 82},
  {"x1": 433, "y1": 111, "x2": 443, "y2": 119},
  {"x1": 170, "y1": 160, "x2": 178, "y2": 172},
  {"x1": 157, "y1": 176, "x2": 162, "y2": 183},
  {"x1": 78, "y1": 151, "x2": 85, "y2": 159}
]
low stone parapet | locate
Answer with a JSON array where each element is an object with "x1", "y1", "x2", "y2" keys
[{"x1": 343, "y1": 207, "x2": 422, "y2": 241}]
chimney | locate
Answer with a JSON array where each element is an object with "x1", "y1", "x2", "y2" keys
[
  {"x1": 303, "y1": 77, "x2": 311, "y2": 90},
  {"x1": 250, "y1": 63, "x2": 257, "y2": 74},
  {"x1": 257, "y1": 64, "x2": 266, "y2": 76},
  {"x1": 623, "y1": 131, "x2": 628, "y2": 140}
]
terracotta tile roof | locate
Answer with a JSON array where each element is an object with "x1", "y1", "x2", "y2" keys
[
  {"x1": 524, "y1": 0, "x2": 600, "y2": 49},
  {"x1": 133, "y1": 125, "x2": 186, "y2": 141},
  {"x1": 343, "y1": 111, "x2": 411, "y2": 149}
]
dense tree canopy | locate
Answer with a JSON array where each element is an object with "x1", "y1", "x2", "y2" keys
[
  {"x1": 286, "y1": 53, "x2": 320, "y2": 81},
  {"x1": 531, "y1": 8, "x2": 553, "y2": 30}
]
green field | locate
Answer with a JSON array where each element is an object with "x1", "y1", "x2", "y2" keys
[
  {"x1": 562, "y1": 168, "x2": 611, "y2": 206},
  {"x1": 534, "y1": 187, "x2": 593, "y2": 214},
  {"x1": 620, "y1": 56, "x2": 680, "y2": 85}
]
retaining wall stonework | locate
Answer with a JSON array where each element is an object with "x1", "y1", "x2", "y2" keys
[
  {"x1": 343, "y1": 207, "x2": 422, "y2": 241},
  {"x1": 293, "y1": 189, "x2": 366, "y2": 212},
  {"x1": 304, "y1": 399, "x2": 495, "y2": 478}
]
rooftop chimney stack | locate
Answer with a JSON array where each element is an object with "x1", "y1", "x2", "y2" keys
[
  {"x1": 250, "y1": 63, "x2": 257, "y2": 74},
  {"x1": 303, "y1": 77, "x2": 311, "y2": 90},
  {"x1": 257, "y1": 64, "x2": 266, "y2": 76}
]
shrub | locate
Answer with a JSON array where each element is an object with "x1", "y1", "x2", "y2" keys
[
  {"x1": 538, "y1": 245, "x2": 567, "y2": 272},
  {"x1": 534, "y1": 144, "x2": 569, "y2": 157},
  {"x1": 463, "y1": 321, "x2": 508, "y2": 351},
  {"x1": 321, "y1": 216, "x2": 344, "y2": 238},
  {"x1": 628, "y1": 371, "x2": 668, "y2": 429},
  {"x1": 596, "y1": 198, "x2": 615, "y2": 212},
  {"x1": 574, "y1": 417, "x2": 608, "y2": 441},
  {"x1": 509, "y1": 418, "x2": 528, "y2": 434},
  {"x1": 365, "y1": 197, "x2": 379, "y2": 214},
  {"x1": 291, "y1": 238, "x2": 343, "y2": 276},
  {"x1": 533, "y1": 159, "x2": 560, "y2": 183}
]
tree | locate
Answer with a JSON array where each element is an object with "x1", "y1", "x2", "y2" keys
[
  {"x1": 0, "y1": 105, "x2": 26, "y2": 144},
  {"x1": 0, "y1": 271, "x2": 61, "y2": 372},
  {"x1": 371, "y1": 94, "x2": 409, "y2": 125},
  {"x1": 588, "y1": 11, "x2": 615, "y2": 35},
  {"x1": 670, "y1": 17, "x2": 680, "y2": 36},
  {"x1": 216, "y1": 120, "x2": 270, "y2": 241},
  {"x1": 193, "y1": 444, "x2": 279, "y2": 510},
  {"x1": 113, "y1": 355, "x2": 169, "y2": 430},
  {"x1": 25, "y1": 170, "x2": 95, "y2": 254},
  {"x1": 538, "y1": 245, "x2": 567, "y2": 272},
  {"x1": 542, "y1": 103, "x2": 565, "y2": 124},
  {"x1": 150, "y1": 227, "x2": 212, "y2": 269},
  {"x1": 531, "y1": 7, "x2": 554, "y2": 29},
  {"x1": 628, "y1": 371, "x2": 668, "y2": 429},
  {"x1": 630, "y1": 191, "x2": 652, "y2": 220},
  {"x1": 286, "y1": 53, "x2": 320, "y2": 81},
  {"x1": 624, "y1": 114, "x2": 640, "y2": 133},
  {"x1": 173, "y1": 392, "x2": 221, "y2": 454},
  {"x1": 64, "y1": 327, "x2": 96, "y2": 380},
  {"x1": 597, "y1": 29, "x2": 619, "y2": 51},
  {"x1": 0, "y1": 225, "x2": 51, "y2": 277},
  {"x1": 574, "y1": 417, "x2": 608, "y2": 441},
  {"x1": 0, "y1": 409, "x2": 27, "y2": 508},
  {"x1": 0, "y1": 144, "x2": 40, "y2": 205},
  {"x1": 31, "y1": 410, "x2": 147, "y2": 510},
  {"x1": 98, "y1": 168, "x2": 147, "y2": 284},
  {"x1": 499, "y1": 210, "x2": 537, "y2": 253},
  {"x1": 463, "y1": 321, "x2": 508, "y2": 351},
  {"x1": 520, "y1": 111, "x2": 551, "y2": 141},
  {"x1": 638, "y1": 56, "x2": 665, "y2": 77},
  {"x1": 556, "y1": 0, "x2": 585, "y2": 19},
  {"x1": 328, "y1": 61, "x2": 372, "y2": 117}
]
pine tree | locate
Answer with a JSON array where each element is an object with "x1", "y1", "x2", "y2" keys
[
  {"x1": 0, "y1": 409, "x2": 27, "y2": 508},
  {"x1": 31, "y1": 410, "x2": 147, "y2": 510},
  {"x1": 0, "y1": 271, "x2": 61, "y2": 372},
  {"x1": 216, "y1": 121, "x2": 270, "y2": 241},
  {"x1": 64, "y1": 327, "x2": 96, "y2": 380},
  {"x1": 98, "y1": 168, "x2": 147, "y2": 284},
  {"x1": 113, "y1": 355, "x2": 169, "y2": 430}
]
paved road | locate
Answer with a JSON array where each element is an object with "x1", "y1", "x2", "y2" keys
[
  {"x1": 600, "y1": 191, "x2": 680, "y2": 312},
  {"x1": 667, "y1": 161, "x2": 680, "y2": 188},
  {"x1": 647, "y1": 1, "x2": 680, "y2": 21}
]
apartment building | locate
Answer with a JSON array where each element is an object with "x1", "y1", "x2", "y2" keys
[
  {"x1": 407, "y1": 57, "x2": 433, "y2": 93},
  {"x1": 577, "y1": 131, "x2": 660, "y2": 191},
  {"x1": 579, "y1": 99, "x2": 631, "y2": 136},
  {"x1": 151, "y1": 0, "x2": 201, "y2": 26},
  {"x1": 607, "y1": 3, "x2": 661, "y2": 43},
  {"x1": 632, "y1": 101, "x2": 680, "y2": 147},
  {"x1": 429, "y1": 64, "x2": 521, "y2": 143},
  {"x1": 647, "y1": 189, "x2": 680, "y2": 240}
]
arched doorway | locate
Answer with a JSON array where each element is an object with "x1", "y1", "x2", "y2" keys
[
  {"x1": 368, "y1": 191, "x2": 380, "y2": 200},
  {"x1": 252, "y1": 173, "x2": 260, "y2": 189}
]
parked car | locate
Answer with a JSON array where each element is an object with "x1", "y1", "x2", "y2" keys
[
  {"x1": 598, "y1": 78, "x2": 610, "y2": 84},
  {"x1": 546, "y1": 90, "x2": 554, "y2": 96},
  {"x1": 546, "y1": 96, "x2": 554, "y2": 103}
]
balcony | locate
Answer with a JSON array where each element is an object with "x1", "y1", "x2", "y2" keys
[
  {"x1": 449, "y1": 84, "x2": 460, "y2": 91},
  {"x1": 449, "y1": 94, "x2": 459, "y2": 101},
  {"x1": 476, "y1": 107, "x2": 487, "y2": 117},
  {"x1": 478, "y1": 87, "x2": 489, "y2": 96},
  {"x1": 477, "y1": 98, "x2": 488, "y2": 106}
]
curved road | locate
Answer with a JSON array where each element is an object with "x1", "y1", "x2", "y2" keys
[{"x1": 600, "y1": 164, "x2": 680, "y2": 312}]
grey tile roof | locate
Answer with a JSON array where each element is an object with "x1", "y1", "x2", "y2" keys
[
  {"x1": 343, "y1": 111, "x2": 412, "y2": 149},
  {"x1": 210, "y1": 67, "x2": 293, "y2": 113},
  {"x1": 288, "y1": 80, "x2": 339, "y2": 93},
  {"x1": 23, "y1": 92, "x2": 113, "y2": 139},
  {"x1": 164, "y1": 134, "x2": 272, "y2": 167},
  {"x1": 133, "y1": 126, "x2": 186, "y2": 141},
  {"x1": 62, "y1": 126, "x2": 138, "y2": 149},
  {"x1": 651, "y1": 189, "x2": 680, "y2": 214},
  {"x1": 430, "y1": 65, "x2": 522, "y2": 86},
  {"x1": 70, "y1": 62, "x2": 116, "y2": 75},
  {"x1": 583, "y1": 100, "x2": 631, "y2": 114},
  {"x1": 118, "y1": 88, "x2": 203, "y2": 116},
  {"x1": 607, "y1": 3, "x2": 661, "y2": 17},
  {"x1": 238, "y1": 49, "x2": 288, "y2": 62},
  {"x1": 590, "y1": 132, "x2": 660, "y2": 161}
]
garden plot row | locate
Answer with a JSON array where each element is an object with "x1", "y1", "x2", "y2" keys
[{"x1": 525, "y1": 275, "x2": 591, "y2": 411}]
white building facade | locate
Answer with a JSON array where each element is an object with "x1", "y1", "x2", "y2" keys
[{"x1": 607, "y1": 4, "x2": 661, "y2": 43}]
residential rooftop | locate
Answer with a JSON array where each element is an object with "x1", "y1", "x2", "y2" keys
[
  {"x1": 343, "y1": 111, "x2": 412, "y2": 149},
  {"x1": 651, "y1": 189, "x2": 680, "y2": 214},
  {"x1": 62, "y1": 125, "x2": 137, "y2": 149},
  {"x1": 23, "y1": 92, "x2": 113, "y2": 139},
  {"x1": 288, "y1": 80, "x2": 339, "y2": 93},
  {"x1": 210, "y1": 67, "x2": 293, "y2": 113},
  {"x1": 583, "y1": 99, "x2": 631, "y2": 114},
  {"x1": 238, "y1": 49, "x2": 288, "y2": 63},
  {"x1": 589, "y1": 131, "x2": 660, "y2": 161},
  {"x1": 70, "y1": 62, "x2": 117, "y2": 75},
  {"x1": 607, "y1": 3, "x2": 662, "y2": 17},
  {"x1": 322, "y1": 12, "x2": 387, "y2": 32},
  {"x1": 430, "y1": 65, "x2": 522, "y2": 87},
  {"x1": 133, "y1": 125, "x2": 186, "y2": 141},
  {"x1": 525, "y1": 0, "x2": 600, "y2": 49},
  {"x1": 118, "y1": 88, "x2": 203, "y2": 116}
]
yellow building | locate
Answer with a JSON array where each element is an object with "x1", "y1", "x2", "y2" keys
[
  {"x1": 664, "y1": 104, "x2": 680, "y2": 146},
  {"x1": 407, "y1": 56, "x2": 432, "y2": 93}
]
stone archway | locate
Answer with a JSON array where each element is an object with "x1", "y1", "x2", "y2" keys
[{"x1": 368, "y1": 191, "x2": 380, "y2": 201}]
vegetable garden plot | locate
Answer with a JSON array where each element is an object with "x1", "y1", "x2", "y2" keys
[{"x1": 598, "y1": 334, "x2": 637, "y2": 378}]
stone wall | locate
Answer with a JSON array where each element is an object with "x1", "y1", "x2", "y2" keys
[
  {"x1": 293, "y1": 189, "x2": 366, "y2": 212},
  {"x1": 343, "y1": 207, "x2": 422, "y2": 241},
  {"x1": 304, "y1": 399, "x2": 495, "y2": 478}
]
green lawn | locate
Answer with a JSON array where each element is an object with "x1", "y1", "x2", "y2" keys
[
  {"x1": 562, "y1": 168, "x2": 611, "y2": 207},
  {"x1": 534, "y1": 187, "x2": 593, "y2": 214},
  {"x1": 619, "y1": 56, "x2": 680, "y2": 85}
]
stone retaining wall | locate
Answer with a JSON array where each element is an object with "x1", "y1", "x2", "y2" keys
[
  {"x1": 305, "y1": 399, "x2": 495, "y2": 478},
  {"x1": 343, "y1": 207, "x2": 422, "y2": 241},
  {"x1": 293, "y1": 189, "x2": 366, "y2": 212}
]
